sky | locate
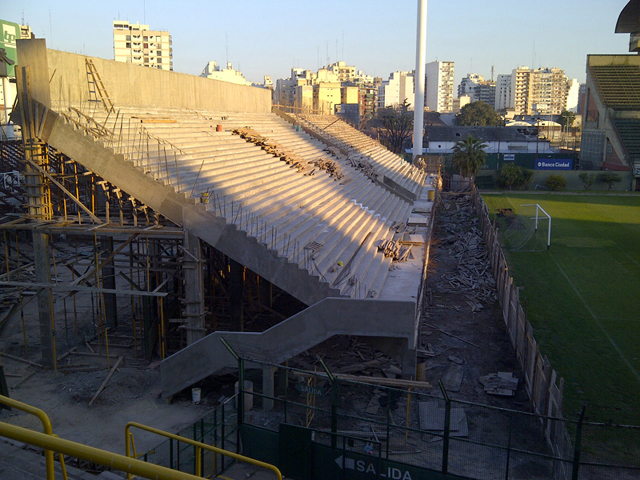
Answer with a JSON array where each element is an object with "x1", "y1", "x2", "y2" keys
[{"x1": 3, "y1": 0, "x2": 632, "y2": 88}]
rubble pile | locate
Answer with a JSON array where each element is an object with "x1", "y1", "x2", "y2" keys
[{"x1": 433, "y1": 194, "x2": 496, "y2": 312}]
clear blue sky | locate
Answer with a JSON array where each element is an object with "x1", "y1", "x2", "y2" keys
[{"x1": 4, "y1": 1, "x2": 632, "y2": 87}]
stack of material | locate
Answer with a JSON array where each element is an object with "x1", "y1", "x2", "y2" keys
[
  {"x1": 377, "y1": 239, "x2": 412, "y2": 262},
  {"x1": 309, "y1": 157, "x2": 345, "y2": 181},
  {"x1": 418, "y1": 402, "x2": 469, "y2": 437},
  {"x1": 479, "y1": 372, "x2": 518, "y2": 396},
  {"x1": 347, "y1": 155, "x2": 379, "y2": 181}
]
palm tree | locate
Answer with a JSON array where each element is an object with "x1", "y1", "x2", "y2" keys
[{"x1": 452, "y1": 134, "x2": 487, "y2": 182}]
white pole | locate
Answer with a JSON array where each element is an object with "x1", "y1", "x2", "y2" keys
[{"x1": 412, "y1": 0, "x2": 427, "y2": 164}]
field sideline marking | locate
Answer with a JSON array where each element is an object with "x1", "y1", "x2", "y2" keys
[{"x1": 549, "y1": 251, "x2": 640, "y2": 386}]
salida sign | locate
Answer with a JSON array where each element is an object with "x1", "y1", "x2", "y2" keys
[
  {"x1": 534, "y1": 159, "x2": 573, "y2": 170},
  {"x1": 335, "y1": 455, "x2": 413, "y2": 480}
]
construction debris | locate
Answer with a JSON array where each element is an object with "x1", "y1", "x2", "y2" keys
[
  {"x1": 433, "y1": 194, "x2": 496, "y2": 310},
  {"x1": 309, "y1": 157, "x2": 345, "y2": 180},
  {"x1": 347, "y1": 155, "x2": 379, "y2": 181},
  {"x1": 232, "y1": 127, "x2": 308, "y2": 173},
  {"x1": 378, "y1": 239, "x2": 412, "y2": 262},
  {"x1": 479, "y1": 372, "x2": 519, "y2": 396}
]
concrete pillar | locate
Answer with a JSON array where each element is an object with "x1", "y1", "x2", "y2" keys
[
  {"x1": 262, "y1": 366, "x2": 276, "y2": 411},
  {"x1": 277, "y1": 363, "x2": 289, "y2": 396},
  {"x1": 183, "y1": 232, "x2": 205, "y2": 344},
  {"x1": 259, "y1": 275, "x2": 272, "y2": 309},
  {"x1": 401, "y1": 340, "x2": 418, "y2": 380},
  {"x1": 33, "y1": 233, "x2": 55, "y2": 367},
  {"x1": 101, "y1": 236, "x2": 118, "y2": 330},
  {"x1": 229, "y1": 259, "x2": 244, "y2": 332}
]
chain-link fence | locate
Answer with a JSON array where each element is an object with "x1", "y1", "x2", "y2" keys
[{"x1": 137, "y1": 359, "x2": 640, "y2": 480}]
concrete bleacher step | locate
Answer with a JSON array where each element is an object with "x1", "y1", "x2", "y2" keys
[{"x1": 68, "y1": 105, "x2": 427, "y2": 301}]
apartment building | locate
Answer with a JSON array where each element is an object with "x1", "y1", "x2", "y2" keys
[
  {"x1": 494, "y1": 74, "x2": 512, "y2": 111},
  {"x1": 426, "y1": 61, "x2": 454, "y2": 113},
  {"x1": 377, "y1": 71, "x2": 414, "y2": 109},
  {"x1": 113, "y1": 21, "x2": 172, "y2": 71},
  {"x1": 200, "y1": 61, "x2": 251, "y2": 86},
  {"x1": 509, "y1": 67, "x2": 570, "y2": 116}
]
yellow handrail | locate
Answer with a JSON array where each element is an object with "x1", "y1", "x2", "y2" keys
[
  {"x1": 0, "y1": 394, "x2": 56, "y2": 479},
  {"x1": 0, "y1": 421, "x2": 203, "y2": 480},
  {"x1": 125, "y1": 421, "x2": 283, "y2": 480}
]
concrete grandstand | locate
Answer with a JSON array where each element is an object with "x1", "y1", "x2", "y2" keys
[{"x1": 11, "y1": 39, "x2": 437, "y2": 400}]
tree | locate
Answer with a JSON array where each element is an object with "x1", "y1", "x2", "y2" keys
[
  {"x1": 454, "y1": 101, "x2": 502, "y2": 126},
  {"x1": 496, "y1": 164, "x2": 533, "y2": 190},
  {"x1": 452, "y1": 135, "x2": 487, "y2": 181},
  {"x1": 597, "y1": 172, "x2": 622, "y2": 190},
  {"x1": 578, "y1": 172, "x2": 596, "y2": 190},
  {"x1": 370, "y1": 99, "x2": 413, "y2": 154},
  {"x1": 557, "y1": 110, "x2": 576, "y2": 129}
]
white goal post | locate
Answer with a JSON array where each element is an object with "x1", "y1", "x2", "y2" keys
[{"x1": 520, "y1": 204, "x2": 551, "y2": 250}]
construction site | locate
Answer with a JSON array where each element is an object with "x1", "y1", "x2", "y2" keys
[{"x1": 0, "y1": 39, "x2": 638, "y2": 480}]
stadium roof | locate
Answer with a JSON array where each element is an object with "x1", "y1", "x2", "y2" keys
[{"x1": 615, "y1": 0, "x2": 640, "y2": 33}]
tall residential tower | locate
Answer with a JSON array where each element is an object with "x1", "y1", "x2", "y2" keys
[
  {"x1": 426, "y1": 61, "x2": 454, "y2": 113},
  {"x1": 113, "y1": 21, "x2": 173, "y2": 71}
]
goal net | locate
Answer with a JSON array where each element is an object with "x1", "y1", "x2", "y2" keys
[{"x1": 500, "y1": 203, "x2": 551, "y2": 252}]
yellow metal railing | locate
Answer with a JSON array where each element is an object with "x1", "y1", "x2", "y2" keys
[
  {"x1": 125, "y1": 421, "x2": 283, "y2": 480},
  {"x1": 0, "y1": 421, "x2": 203, "y2": 480},
  {"x1": 0, "y1": 394, "x2": 58, "y2": 479}
]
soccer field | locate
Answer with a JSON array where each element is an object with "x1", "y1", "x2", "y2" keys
[{"x1": 481, "y1": 192, "x2": 640, "y2": 423}]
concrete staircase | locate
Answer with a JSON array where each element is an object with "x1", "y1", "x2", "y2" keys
[{"x1": 160, "y1": 297, "x2": 417, "y2": 398}]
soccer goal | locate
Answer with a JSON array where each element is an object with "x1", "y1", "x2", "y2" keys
[{"x1": 501, "y1": 203, "x2": 551, "y2": 251}]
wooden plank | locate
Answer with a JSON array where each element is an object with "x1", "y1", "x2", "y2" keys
[
  {"x1": 89, "y1": 355, "x2": 123, "y2": 406},
  {"x1": 0, "y1": 352, "x2": 43, "y2": 368}
]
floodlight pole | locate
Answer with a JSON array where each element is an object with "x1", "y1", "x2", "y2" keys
[{"x1": 412, "y1": 0, "x2": 427, "y2": 164}]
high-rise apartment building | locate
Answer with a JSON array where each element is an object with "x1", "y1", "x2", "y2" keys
[
  {"x1": 377, "y1": 71, "x2": 414, "y2": 109},
  {"x1": 509, "y1": 67, "x2": 570, "y2": 115},
  {"x1": 494, "y1": 74, "x2": 512, "y2": 111},
  {"x1": 113, "y1": 21, "x2": 172, "y2": 71},
  {"x1": 426, "y1": 61, "x2": 454, "y2": 113},
  {"x1": 458, "y1": 73, "x2": 496, "y2": 109}
]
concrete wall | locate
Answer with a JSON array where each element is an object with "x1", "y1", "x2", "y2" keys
[
  {"x1": 17, "y1": 40, "x2": 271, "y2": 113},
  {"x1": 478, "y1": 169, "x2": 635, "y2": 191},
  {"x1": 530, "y1": 170, "x2": 634, "y2": 191}
]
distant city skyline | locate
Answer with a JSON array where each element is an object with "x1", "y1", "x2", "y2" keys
[{"x1": 4, "y1": 0, "x2": 631, "y2": 88}]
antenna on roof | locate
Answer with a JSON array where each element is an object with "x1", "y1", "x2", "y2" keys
[
  {"x1": 226, "y1": 33, "x2": 229, "y2": 66},
  {"x1": 491, "y1": 65, "x2": 494, "y2": 81},
  {"x1": 326, "y1": 41, "x2": 329, "y2": 66}
]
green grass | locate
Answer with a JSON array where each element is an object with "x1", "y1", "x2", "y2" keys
[{"x1": 481, "y1": 193, "x2": 640, "y2": 426}]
